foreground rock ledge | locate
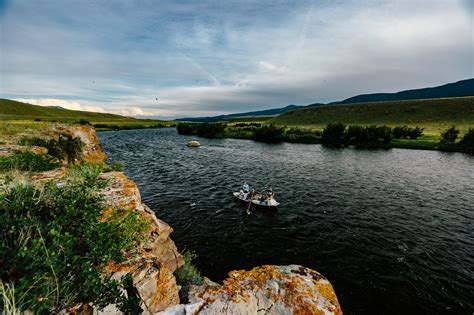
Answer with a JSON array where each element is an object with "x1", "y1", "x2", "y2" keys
[{"x1": 160, "y1": 265, "x2": 342, "y2": 315}]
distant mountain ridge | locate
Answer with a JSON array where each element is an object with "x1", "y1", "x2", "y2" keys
[
  {"x1": 339, "y1": 78, "x2": 474, "y2": 104},
  {"x1": 177, "y1": 78, "x2": 474, "y2": 122},
  {"x1": 176, "y1": 104, "x2": 323, "y2": 122}
]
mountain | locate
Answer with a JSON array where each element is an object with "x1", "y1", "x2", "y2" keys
[
  {"x1": 0, "y1": 98, "x2": 134, "y2": 121},
  {"x1": 176, "y1": 104, "x2": 326, "y2": 122},
  {"x1": 339, "y1": 78, "x2": 474, "y2": 104},
  {"x1": 176, "y1": 78, "x2": 473, "y2": 122}
]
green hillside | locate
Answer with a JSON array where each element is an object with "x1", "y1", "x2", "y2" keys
[
  {"x1": 270, "y1": 97, "x2": 474, "y2": 133},
  {"x1": 0, "y1": 98, "x2": 134, "y2": 121}
]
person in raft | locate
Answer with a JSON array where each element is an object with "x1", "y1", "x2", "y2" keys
[
  {"x1": 267, "y1": 186, "x2": 274, "y2": 199},
  {"x1": 242, "y1": 182, "x2": 250, "y2": 193}
]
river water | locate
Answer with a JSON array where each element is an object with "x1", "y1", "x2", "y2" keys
[{"x1": 98, "y1": 128, "x2": 473, "y2": 314}]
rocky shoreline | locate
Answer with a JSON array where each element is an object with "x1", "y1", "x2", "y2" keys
[{"x1": 2, "y1": 125, "x2": 342, "y2": 314}]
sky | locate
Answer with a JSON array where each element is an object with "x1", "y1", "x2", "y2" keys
[{"x1": 0, "y1": 0, "x2": 473, "y2": 118}]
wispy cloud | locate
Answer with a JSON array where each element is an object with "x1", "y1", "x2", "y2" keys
[{"x1": 1, "y1": 0, "x2": 472, "y2": 118}]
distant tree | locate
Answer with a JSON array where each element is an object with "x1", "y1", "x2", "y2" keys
[
  {"x1": 321, "y1": 123, "x2": 346, "y2": 147},
  {"x1": 345, "y1": 125, "x2": 367, "y2": 146},
  {"x1": 458, "y1": 128, "x2": 474, "y2": 153},
  {"x1": 253, "y1": 124, "x2": 284, "y2": 143},
  {"x1": 78, "y1": 119, "x2": 91, "y2": 125},
  {"x1": 393, "y1": 125, "x2": 424, "y2": 139},
  {"x1": 440, "y1": 126, "x2": 459, "y2": 144},
  {"x1": 407, "y1": 126, "x2": 424, "y2": 139}
]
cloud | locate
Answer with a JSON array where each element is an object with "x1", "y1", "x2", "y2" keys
[
  {"x1": 118, "y1": 107, "x2": 154, "y2": 116},
  {"x1": 13, "y1": 98, "x2": 107, "y2": 113},
  {"x1": 1, "y1": 0, "x2": 472, "y2": 117}
]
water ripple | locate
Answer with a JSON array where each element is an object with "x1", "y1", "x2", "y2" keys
[{"x1": 99, "y1": 128, "x2": 474, "y2": 314}]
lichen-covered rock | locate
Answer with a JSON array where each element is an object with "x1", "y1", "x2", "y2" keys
[
  {"x1": 161, "y1": 265, "x2": 342, "y2": 315},
  {"x1": 63, "y1": 126, "x2": 108, "y2": 163},
  {"x1": 99, "y1": 171, "x2": 183, "y2": 313},
  {"x1": 0, "y1": 144, "x2": 48, "y2": 156}
]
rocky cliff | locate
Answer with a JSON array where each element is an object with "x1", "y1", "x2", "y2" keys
[{"x1": 15, "y1": 125, "x2": 342, "y2": 314}]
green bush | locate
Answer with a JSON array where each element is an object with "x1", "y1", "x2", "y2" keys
[
  {"x1": 0, "y1": 164, "x2": 148, "y2": 312},
  {"x1": 78, "y1": 119, "x2": 91, "y2": 125},
  {"x1": 283, "y1": 127, "x2": 320, "y2": 143},
  {"x1": 103, "y1": 162, "x2": 124, "y2": 172},
  {"x1": 458, "y1": 128, "x2": 474, "y2": 153},
  {"x1": 19, "y1": 134, "x2": 84, "y2": 164},
  {"x1": 440, "y1": 126, "x2": 459, "y2": 144},
  {"x1": 253, "y1": 124, "x2": 284, "y2": 143},
  {"x1": 176, "y1": 123, "x2": 225, "y2": 138},
  {"x1": 345, "y1": 125, "x2": 392, "y2": 148},
  {"x1": 174, "y1": 251, "x2": 203, "y2": 303},
  {"x1": 321, "y1": 123, "x2": 346, "y2": 147},
  {"x1": 393, "y1": 125, "x2": 424, "y2": 139},
  {"x1": 0, "y1": 152, "x2": 60, "y2": 172}
]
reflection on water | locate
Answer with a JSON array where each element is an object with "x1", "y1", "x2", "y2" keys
[{"x1": 99, "y1": 128, "x2": 474, "y2": 314}]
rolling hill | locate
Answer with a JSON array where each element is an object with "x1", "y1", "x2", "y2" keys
[
  {"x1": 176, "y1": 78, "x2": 473, "y2": 122},
  {"x1": 270, "y1": 96, "x2": 474, "y2": 132},
  {"x1": 0, "y1": 98, "x2": 133, "y2": 121},
  {"x1": 339, "y1": 78, "x2": 474, "y2": 104},
  {"x1": 176, "y1": 104, "x2": 322, "y2": 122}
]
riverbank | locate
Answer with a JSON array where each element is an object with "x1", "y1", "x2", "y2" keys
[
  {"x1": 177, "y1": 122, "x2": 474, "y2": 153},
  {"x1": 0, "y1": 122, "x2": 342, "y2": 314}
]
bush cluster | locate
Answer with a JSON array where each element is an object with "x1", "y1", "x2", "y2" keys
[
  {"x1": 438, "y1": 126, "x2": 473, "y2": 153},
  {"x1": 458, "y1": 128, "x2": 474, "y2": 153},
  {"x1": 234, "y1": 122, "x2": 261, "y2": 127},
  {"x1": 253, "y1": 124, "x2": 284, "y2": 143},
  {"x1": 0, "y1": 164, "x2": 148, "y2": 312},
  {"x1": 19, "y1": 134, "x2": 84, "y2": 164},
  {"x1": 283, "y1": 127, "x2": 320, "y2": 143},
  {"x1": 174, "y1": 251, "x2": 203, "y2": 303},
  {"x1": 176, "y1": 123, "x2": 225, "y2": 138},
  {"x1": 322, "y1": 123, "x2": 393, "y2": 148},
  {"x1": 392, "y1": 125, "x2": 424, "y2": 139},
  {"x1": 0, "y1": 152, "x2": 60, "y2": 172}
]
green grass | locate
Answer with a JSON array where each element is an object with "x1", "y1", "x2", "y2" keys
[
  {"x1": 0, "y1": 99, "x2": 131, "y2": 121},
  {"x1": 0, "y1": 152, "x2": 60, "y2": 172},
  {"x1": 0, "y1": 99, "x2": 174, "y2": 130},
  {"x1": 0, "y1": 163, "x2": 149, "y2": 312},
  {"x1": 270, "y1": 97, "x2": 474, "y2": 134}
]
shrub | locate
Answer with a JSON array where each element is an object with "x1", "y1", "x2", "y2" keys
[
  {"x1": 283, "y1": 127, "x2": 320, "y2": 143},
  {"x1": 19, "y1": 134, "x2": 84, "y2": 164},
  {"x1": 393, "y1": 126, "x2": 424, "y2": 139},
  {"x1": 0, "y1": 152, "x2": 60, "y2": 172},
  {"x1": 174, "y1": 251, "x2": 203, "y2": 303},
  {"x1": 458, "y1": 128, "x2": 474, "y2": 153},
  {"x1": 440, "y1": 126, "x2": 459, "y2": 144},
  {"x1": 0, "y1": 164, "x2": 149, "y2": 312},
  {"x1": 345, "y1": 125, "x2": 392, "y2": 148},
  {"x1": 78, "y1": 119, "x2": 91, "y2": 125},
  {"x1": 176, "y1": 123, "x2": 225, "y2": 138},
  {"x1": 105, "y1": 162, "x2": 124, "y2": 172},
  {"x1": 321, "y1": 123, "x2": 346, "y2": 147},
  {"x1": 253, "y1": 124, "x2": 284, "y2": 143},
  {"x1": 345, "y1": 125, "x2": 367, "y2": 146}
]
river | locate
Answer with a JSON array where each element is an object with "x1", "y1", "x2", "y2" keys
[{"x1": 98, "y1": 128, "x2": 473, "y2": 314}]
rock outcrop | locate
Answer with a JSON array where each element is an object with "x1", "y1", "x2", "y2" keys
[{"x1": 160, "y1": 265, "x2": 342, "y2": 315}]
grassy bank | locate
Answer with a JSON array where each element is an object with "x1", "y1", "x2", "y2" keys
[
  {"x1": 176, "y1": 122, "x2": 473, "y2": 153},
  {"x1": 269, "y1": 97, "x2": 474, "y2": 134}
]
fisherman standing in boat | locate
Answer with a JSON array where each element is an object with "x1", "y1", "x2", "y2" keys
[
  {"x1": 267, "y1": 186, "x2": 274, "y2": 198},
  {"x1": 242, "y1": 182, "x2": 250, "y2": 193}
]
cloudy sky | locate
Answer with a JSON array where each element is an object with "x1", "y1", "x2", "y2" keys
[{"x1": 0, "y1": 0, "x2": 472, "y2": 118}]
